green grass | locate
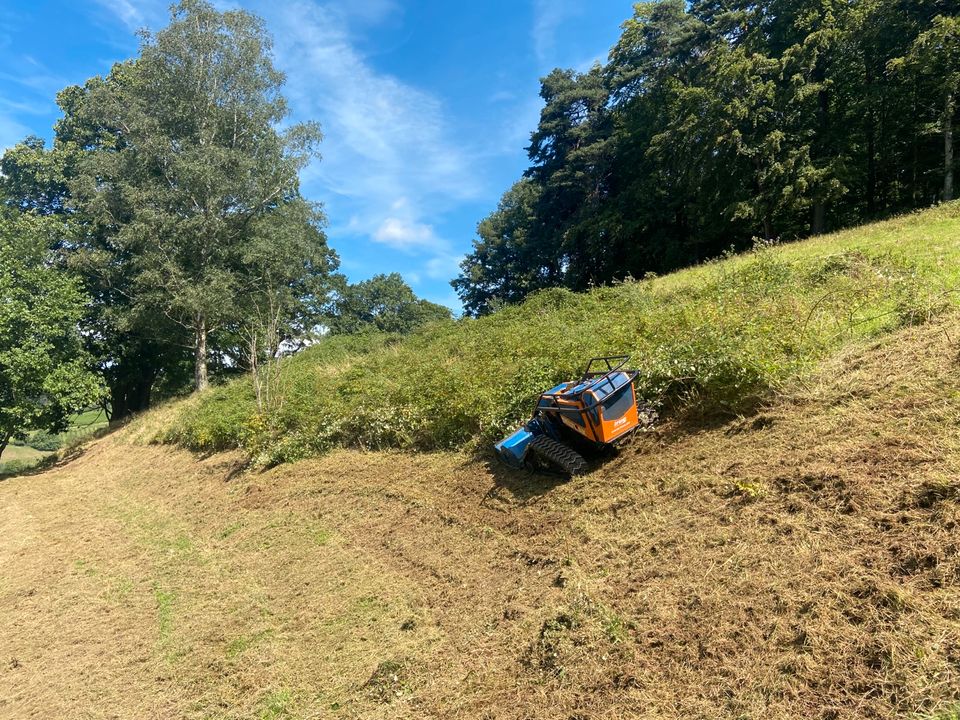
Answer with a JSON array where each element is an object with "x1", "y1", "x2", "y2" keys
[
  {"x1": 922, "y1": 707, "x2": 960, "y2": 720},
  {"x1": 1, "y1": 406, "x2": 109, "y2": 475},
  {"x1": 258, "y1": 689, "x2": 294, "y2": 720},
  {"x1": 156, "y1": 203, "x2": 960, "y2": 465},
  {"x1": 0, "y1": 444, "x2": 50, "y2": 465},
  {"x1": 154, "y1": 583, "x2": 176, "y2": 646}
]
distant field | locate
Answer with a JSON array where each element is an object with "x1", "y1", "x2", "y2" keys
[
  {"x1": 1, "y1": 407, "x2": 109, "y2": 474},
  {"x1": 71, "y1": 408, "x2": 108, "y2": 427},
  {"x1": 0, "y1": 445, "x2": 50, "y2": 465}
]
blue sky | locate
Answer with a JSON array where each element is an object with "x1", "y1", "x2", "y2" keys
[{"x1": 0, "y1": 0, "x2": 633, "y2": 310}]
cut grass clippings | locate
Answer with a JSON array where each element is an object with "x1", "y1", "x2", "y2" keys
[{"x1": 1, "y1": 311, "x2": 959, "y2": 718}]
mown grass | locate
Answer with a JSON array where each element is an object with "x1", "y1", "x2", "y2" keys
[{"x1": 154, "y1": 203, "x2": 960, "y2": 465}]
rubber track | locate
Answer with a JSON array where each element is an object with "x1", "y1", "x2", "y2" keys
[{"x1": 529, "y1": 435, "x2": 588, "y2": 477}]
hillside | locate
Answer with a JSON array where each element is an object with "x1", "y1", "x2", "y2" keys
[
  {"x1": 1, "y1": 206, "x2": 959, "y2": 719},
  {"x1": 152, "y1": 203, "x2": 960, "y2": 466},
  {"x1": 1, "y1": 309, "x2": 959, "y2": 719}
]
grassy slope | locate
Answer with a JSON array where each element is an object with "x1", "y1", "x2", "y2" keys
[
  {"x1": 156, "y1": 203, "x2": 960, "y2": 465},
  {"x1": 1, "y1": 311, "x2": 958, "y2": 719},
  {"x1": 1, "y1": 205, "x2": 959, "y2": 719}
]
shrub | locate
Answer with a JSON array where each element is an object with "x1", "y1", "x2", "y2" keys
[{"x1": 28, "y1": 430, "x2": 62, "y2": 452}]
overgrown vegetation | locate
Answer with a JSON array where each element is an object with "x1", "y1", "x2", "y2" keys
[{"x1": 153, "y1": 203, "x2": 959, "y2": 465}]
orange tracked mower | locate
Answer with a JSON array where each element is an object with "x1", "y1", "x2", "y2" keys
[{"x1": 494, "y1": 355, "x2": 650, "y2": 477}]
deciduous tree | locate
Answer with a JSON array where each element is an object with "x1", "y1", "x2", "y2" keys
[{"x1": 0, "y1": 213, "x2": 102, "y2": 459}]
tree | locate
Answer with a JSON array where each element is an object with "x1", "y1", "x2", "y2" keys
[
  {"x1": 1, "y1": 119, "x2": 190, "y2": 424},
  {"x1": 0, "y1": 137, "x2": 72, "y2": 216},
  {"x1": 452, "y1": 179, "x2": 546, "y2": 316},
  {"x1": 890, "y1": 15, "x2": 960, "y2": 202},
  {"x1": 70, "y1": 0, "x2": 331, "y2": 392},
  {"x1": 326, "y1": 273, "x2": 452, "y2": 335},
  {"x1": 239, "y1": 200, "x2": 340, "y2": 412},
  {"x1": 0, "y1": 212, "x2": 103, "y2": 460},
  {"x1": 453, "y1": 0, "x2": 960, "y2": 314}
]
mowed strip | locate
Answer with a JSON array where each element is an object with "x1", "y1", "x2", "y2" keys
[
  {"x1": 0, "y1": 314, "x2": 959, "y2": 719},
  {"x1": 0, "y1": 440, "x2": 568, "y2": 718}
]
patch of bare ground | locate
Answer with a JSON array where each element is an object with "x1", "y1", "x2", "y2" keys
[{"x1": 2, "y1": 316, "x2": 960, "y2": 719}]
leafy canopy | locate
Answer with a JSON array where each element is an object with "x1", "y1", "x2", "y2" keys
[
  {"x1": 455, "y1": 1, "x2": 960, "y2": 315},
  {"x1": 68, "y1": 0, "x2": 337, "y2": 391},
  {"x1": 326, "y1": 273, "x2": 452, "y2": 336},
  {"x1": 0, "y1": 212, "x2": 103, "y2": 456}
]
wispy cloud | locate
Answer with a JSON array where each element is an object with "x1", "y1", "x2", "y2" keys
[
  {"x1": 373, "y1": 216, "x2": 440, "y2": 252},
  {"x1": 425, "y1": 253, "x2": 465, "y2": 281},
  {"x1": 93, "y1": 0, "x2": 147, "y2": 30},
  {"x1": 79, "y1": 0, "x2": 474, "y2": 303},
  {"x1": 0, "y1": 112, "x2": 29, "y2": 152},
  {"x1": 268, "y1": 1, "x2": 482, "y2": 288},
  {"x1": 532, "y1": 0, "x2": 582, "y2": 67}
]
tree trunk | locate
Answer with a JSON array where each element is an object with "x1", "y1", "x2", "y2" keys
[
  {"x1": 194, "y1": 314, "x2": 209, "y2": 392},
  {"x1": 762, "y1": 212, "x2": 774, "y2": 242},
  {"x1": 945, "y1": 89, "x2": 955, "y2": 203},
  {"x1": 110, "y1": 385, "x2": 129, "y2": 425},
  {"x1": 866, "y1": 122, "x2": 877, "y2": 216},
  {"x1": 109, "y1": 367, "x2": 158, "y2": 425},
  {"x1": 865, "y1": 60, "x2": 877, "y2": 217},
  {"x1": 0, "y1": 432, "x2": 9, "y2": 463},
  {"x1": 811, "y1": 64, "x2": 830, "y2": 236},
  {"x1": 812, "y1": 202, "x2": 826, "y2": 235}
]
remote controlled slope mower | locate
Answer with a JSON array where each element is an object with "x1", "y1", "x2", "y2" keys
[{"x1": 495, "y1": 356, "x2": 644, "y2": 477}]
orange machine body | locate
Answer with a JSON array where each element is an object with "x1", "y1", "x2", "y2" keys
[{"x1": 536, "y1": 370, "x2": 640, "y2": 445}]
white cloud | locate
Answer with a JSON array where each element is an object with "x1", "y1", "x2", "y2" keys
[
  {"x1": 373, "y1": 217, "x2": 439, "y2": 251},
  {"x1": 272, "y1": 1, "x2": 479, "y2": 206},
  {"x1": 532, "y1": 0, "x2": 581, "y2": 67},
  {"x1": 77, "y1": 0, "x2": 494, "y2": 292},
  {"x1": 93, "y1": 0, "x2": 147, "y2": 30},
  {"x1": 264, "y1": 0, "x2": 486, "y2": 291}
]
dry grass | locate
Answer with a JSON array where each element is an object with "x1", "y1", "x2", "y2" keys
[{"x1": 2, "y1": 314, "x2": 960, "y2": 719}]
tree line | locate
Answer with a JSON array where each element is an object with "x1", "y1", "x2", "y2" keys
[
  {"x1": 454, "y1": 0, "x2": 960, "y2": 315},
  {"x1": 0, "y1": 0, "x2": 449, "y2": 454}
]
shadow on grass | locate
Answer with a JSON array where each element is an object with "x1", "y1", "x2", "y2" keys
[
  {"x1": 478, "y1": 453, "x2": 572, "y2": 506},
  {"x1": 473, "y1": 405, "x2": 760, "y2": 506}
]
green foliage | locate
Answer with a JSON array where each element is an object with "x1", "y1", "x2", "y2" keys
[
  {"x1": 0, "y1": 212, "x2": 104, "y2": 457},
  {"x1": 1, "y1": 0, "x2": 340, "y2": 406},
  {"x1": 455, "y1": 1, "x2": 960, "y2": 314},
  {"x1": 326, "y1": 272, "x2": 452, "y2": 335},
  {"x1": 163, "y1": 204, "x2": 957, "y2": 464},
  {"x1": 28, "y1": 430, "x2": 62, "y2": 452}
]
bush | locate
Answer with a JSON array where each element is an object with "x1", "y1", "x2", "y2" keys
[{"x1": 28, "y1": 430, "x2": 62, "y2": 452}]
